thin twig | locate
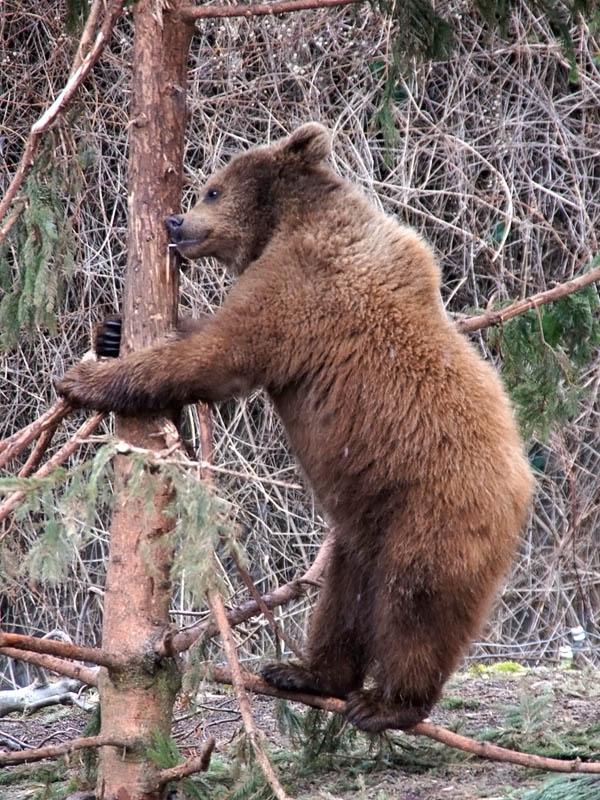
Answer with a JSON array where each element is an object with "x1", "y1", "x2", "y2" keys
[
  {"x1": 0, "y1": 412, "x2": 104, "y2": 525},
  {"x1": 231, "y1": 549, "x2": 304, "y2": 659},
  {"x1": 196, "y1": 401, "x2": 215, "y2": 482},
  {"x1": 0, "y1": 632, "x2": 122, "y2": 671},
  {"x1": 0, "y1": 735, "x2": 132, "y2": 766},
  {"x1": 0, "y1": 200, "x2": 25, "y2": 243},
  {"x1": 0, "y1": 647, "x2": 99, "y2": 686},
  {"x1": 208, "y1": 590, "x2": 292, "y2": 800},
  {"x1": 457, "y1": 255, "x2": 600, "y2": 334},
  {"x1": 157, "y1": 737, "x2": 216, "y2": 785},
  {"x1": 0, "y1": 0, "x2": 125, "y2": 227},
  {"x1": 165, "y1": 534, "x2": 333, "y2": 655},
  {"x1": 179, "y1": 0, "x2": 360, "y2": 22},
  {"x1": 211, "y1": 667, "x2": 600, "y2": 775}
]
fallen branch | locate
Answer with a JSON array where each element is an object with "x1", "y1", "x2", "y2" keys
[
  {"x1": 179, "y1": 0, "x2": 360, "y2": 22},
  {"x1": 209, "y1": 590, "x2": 292, "y2": 800},
  {"x1": 157, "y1": 737, "x2": 216, "y2": 785},
  {"x1": 0, "y1": 412, "x2": 104, "y2": 525},
  {"x1": 0, "y1": 0, "x2": 125, "y2": 229},
  {"x1": 0, "y1": 676, "x2": 84, "y2": 718},
  {"x1": 165, "y1": 533, "x2": 333, "y2": 655},
  {"x1": 0, "y1": 632, "x2": 122, "y2": 671},
  {"x1": 211, "y1": 667, "x2": 600, "y2": 775},
  {"x1": 457, "y1": 254, "x2": 600, "y2": 334},
  {"x1": 0, "y1": 647, "x2": 99, "y2": 686},
  {"x1": 0, "y1": 735, "x2": 132, "y2": 766}
]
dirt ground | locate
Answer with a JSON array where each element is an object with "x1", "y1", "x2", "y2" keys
[{"x1": 1, "y1": 664, "x2": 599, "y2": 799}]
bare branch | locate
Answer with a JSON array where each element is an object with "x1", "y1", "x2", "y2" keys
[
  {"x1": 457, "y1": 255, "x2": 600, "y2": 334},
  {"x1": 157, "y1": 737, "x2": 216, "y2": 785},
  {"x1": 72, "y1": 0, "x2": 104, "y2": 72},
  {"x1": 0, "y1": 0, "x2": 125, "y2": 228},
  {"x1": 0, "y1": 399, "x2": 73, "y2": 470},
  {"x1": 0, "y1": 632, "x2": 122, "y2": 671},
  {"x1": 209, "y1": 590, "x2": 292, "y2": 800},
  {"x1": 165, "y1": 533, "x2": 333, "y2": 655},
  {"x1": 0, "y1": 735, "x2": 132, "y2": 766},
  {"x1": 0, "y1": 647, "x2": 99, "y2": 687},
  {"x1": 211, "y1": 667, "x2": 600, "y2": 775},
  {"x1": 0, "y1": 412, "x2": 104, "y2": 525},
  {"x1": 179, "y1": 0, "x2": 361, "y2": 22},
  {"x1": 17, "y1": 420, "x2": 62, "y2": 478}
]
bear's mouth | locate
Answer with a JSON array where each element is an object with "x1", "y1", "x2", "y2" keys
[{"x1": 171, "y1": 238, "x2": 211, "y2": 257}]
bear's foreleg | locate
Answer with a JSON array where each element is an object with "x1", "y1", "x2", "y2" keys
[{"x1": 56, "y1": 326, "x2": 257, "y2": 414}]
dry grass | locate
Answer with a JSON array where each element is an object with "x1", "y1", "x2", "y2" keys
[{"x1": 1, "y1": 0, "x2": 599, "y2": 688}]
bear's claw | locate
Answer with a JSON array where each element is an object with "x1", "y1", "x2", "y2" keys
[{"x1": 95, "y1": 317, "x2": 122, "y2": 359}]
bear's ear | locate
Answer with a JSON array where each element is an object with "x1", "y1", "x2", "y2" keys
[{"x1": 281, "y1": 123, "x2": 332, "y2": 165}]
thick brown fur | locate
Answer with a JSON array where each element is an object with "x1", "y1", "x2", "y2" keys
[{"x1": 57, "y1": 123, "x2": 534, "y2": 731}]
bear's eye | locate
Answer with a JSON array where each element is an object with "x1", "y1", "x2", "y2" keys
[{"x1": 204, "y1": 188, "x2": 220, "y2": 203}]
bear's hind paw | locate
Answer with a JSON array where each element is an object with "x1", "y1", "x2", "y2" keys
[
  {"x1": 261, "y1": 662, "x2": 331, "y2": 696},
  {"x1": 344, "y1": 690, "x2": 429, "y2": 733}
]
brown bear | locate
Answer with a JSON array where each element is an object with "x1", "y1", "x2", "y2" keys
[{"x1": 57, "y1": 123, "x2": 534, "y2": 731}]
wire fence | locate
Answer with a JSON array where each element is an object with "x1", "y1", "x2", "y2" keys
[{"x1": 1, "y1": 0, "x2": 599, "y2": 688}]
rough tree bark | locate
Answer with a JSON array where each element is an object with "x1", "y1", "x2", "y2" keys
[{"x1": 95, "y1": 4, "x2": 193, "y2": 799}]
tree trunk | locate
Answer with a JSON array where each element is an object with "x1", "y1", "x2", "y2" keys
[{"x1": 96, "y1": 4, "x2": 193, "y2": 799}]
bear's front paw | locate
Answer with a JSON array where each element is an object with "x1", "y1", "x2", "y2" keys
[{"x1": 55, "y1": 362, "x2": 112, "y2": 410}]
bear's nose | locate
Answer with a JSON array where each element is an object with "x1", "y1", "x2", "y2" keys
[{"x1": 164, "y1": 215, "x2": 184, "y2": 240}]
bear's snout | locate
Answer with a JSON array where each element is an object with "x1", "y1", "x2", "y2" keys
[
  {"x1": 164, "y1": 213, "x2": 212, "y2": 258},
  {"x1": 164, "y1": 214, "x2": 185, "y2": 241}
]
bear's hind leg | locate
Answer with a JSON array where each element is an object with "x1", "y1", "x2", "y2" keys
[
  {"x1": 344, "y1": 566, "x2": 468, "y2": 732},
  {"x1": 262, "y1": 542, "x2": 368, "y2": 699}
]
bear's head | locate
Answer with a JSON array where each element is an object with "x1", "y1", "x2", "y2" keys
[{"x1": 165, "y1": 122, "x2": 333, "y2": 274}]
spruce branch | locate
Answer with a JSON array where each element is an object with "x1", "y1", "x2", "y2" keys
[
  {"x1": 17, "y1": 418, "x2": 62, "y2": 477},
  {"x1": 0, "y1": 632, "x2": 122, "y2": 671},
  {"x1": 156, "y1": 737, "x2": 216, "y2": 785},
  {"x1": 211, "y1": 667, "x2": 600, "y2": 775},
  {"x1": 208, "y1": 589, "x2": 293, "y2": 800},
  {"x1": 72, "y1": 0, "x2": 104, "y2": 72},
  {"x1": 179, "y1": 0, "x2": 361, "y2": 22},
  {"x1": 0, "y1": 0, "x2": 125, "y2": 232},
  {"x1": 0, "y1": 411, "x2": 104, "y2": 525},
  {"x1": 0, "y1": 735, "x2": 133, "y2": 766},
  {"x1": 230, "y1": 547, "x2": 305, "y2": 659}
]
